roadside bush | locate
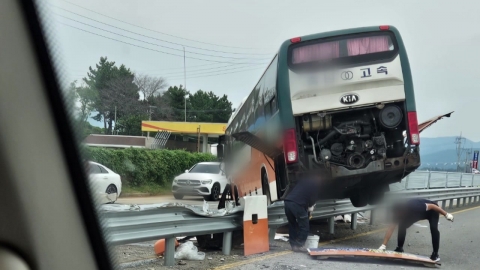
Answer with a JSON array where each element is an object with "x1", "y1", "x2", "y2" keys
[{"x1": 84, "y1": 148, "x2": 217, "y2": 187}]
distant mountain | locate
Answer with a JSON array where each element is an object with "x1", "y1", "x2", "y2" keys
[
  {"x1": 420, "y1": 136, "x2": 480, "y2": 155},
  {"x1": 419, "y1": 137, "x2": 480, "y2": 170}
]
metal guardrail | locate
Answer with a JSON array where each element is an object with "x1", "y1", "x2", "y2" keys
[
  {"x1": 104, "y1": 184, "x2": 480, "y2": 266},
  {"x1": 390, "y1": 171, "x2": 480, "y2": 191},
  {"x1": 105, "y1": 206, "x2": 242, "y2": 245}
]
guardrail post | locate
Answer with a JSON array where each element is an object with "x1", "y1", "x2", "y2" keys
[
  {"x1": 449, "y1": 199, "x2": 454, "y2": 209},
  {"x1": 426, "y1": 172, "x2": 431, "y2": 189},
  {"x1": 351, "y1": 213, "x2": 358, "y2": 230},
  {"x1": 445, "y1": 172, "x2": 449, "y2": 188},
  {"x1": 370, "y1": 210, "x2": 376, "y2": 225},
  {"x1": 328, "y1": 217, "x2": 335, "y2": 234},
  {"x1": 472, "y1": 176, "x2": 475, "y2": 187},
  {"x1": 461, "y1": 198, "x2": 465, "y2": 207},
  {"x1": 164, "y1": 237, "x2": 176, "y2": 266},
  {"x1": 222, "y1": 231, "x2": 233, "y2": 255},
  {"x1": 268, "y1": 227, "x2": 277, "y2": 244},
  {"x1": 405, "y1": 175, "x2": 409, "y2": 190},
  {"x1": 442, "y1": 200, "x2": 446, "y2": 208}
]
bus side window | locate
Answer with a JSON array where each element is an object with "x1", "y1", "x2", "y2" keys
[
  {"x1": 264, "y1": 98, "x2": 271, "y2": 118},
  {"x1": 270, "y1": 97, "x2": 277, "y2": 114}
]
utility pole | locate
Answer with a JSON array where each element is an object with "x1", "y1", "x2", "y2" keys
[
  {"x1": 147, "y1": 105, "x2": 156, "y2": 138},
  {"x1": 183, "y1": 46, "x2": 187, "y2": 122},
  {"x1": 455, "y1": 133, "x2": 466, "y2": 172}
]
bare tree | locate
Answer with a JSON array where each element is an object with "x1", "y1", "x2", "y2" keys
[{"x1": 134, "y1": 74, "x2": 168, "y2": 101}]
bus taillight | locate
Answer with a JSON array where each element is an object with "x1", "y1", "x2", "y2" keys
[
  {"x1": 284, "y1": 129, "x2": 299, "y2": 164},
  {"x1": 407, "y1": 111, "x2": 420, "y2": 145},
  {"x1": 290, "y1": 37, "x2": 301, "y2": 43},
  {"x1": 379, "y1": 25, "x2": 390, "y2": 30}
]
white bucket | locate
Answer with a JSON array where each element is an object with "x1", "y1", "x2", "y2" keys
[{"x1": 304, "y1": 235, "x2": 320, "y2": 249}]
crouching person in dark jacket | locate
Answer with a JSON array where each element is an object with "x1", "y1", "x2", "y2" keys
[{"x1": 283, "y1": 172, "x2": 321, "y2": 252}]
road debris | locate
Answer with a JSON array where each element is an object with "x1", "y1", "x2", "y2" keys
[{"x1": 174, "y1": 241, "x2": 205, "y2": 261}]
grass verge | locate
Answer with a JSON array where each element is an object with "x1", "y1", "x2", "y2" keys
[{"x1": 121, "y1": 183, "x2": 171, "y2": 196}]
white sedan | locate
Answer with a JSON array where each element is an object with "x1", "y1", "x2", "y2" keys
[
  {"x1": 172, "y1": 162, "x2": 227, "y2": 201},
  {"x1": 88, "y1": 161, "x2": 122, "y2": 204}
]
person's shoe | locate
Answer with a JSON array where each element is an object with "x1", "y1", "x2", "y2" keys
[
  {"x1": 430, "y1": 252, "x2": 440, "y2": 262},
  {"x1": 292, "y1": 246, "x2": 308, "y2": 253},
  {"x1": 394, "y1": 247, "x2": 404, "y2": 253}
]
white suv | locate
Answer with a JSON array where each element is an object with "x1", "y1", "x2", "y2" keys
[{"x1": 172, "y1": 162, "x2": 227, "y2": 201}]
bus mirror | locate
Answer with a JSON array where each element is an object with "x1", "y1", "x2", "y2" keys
[
  {"x1": 218, "y1": 135, "x2": 225, "y2": 145},
  {"x1": 220, "y1": 163, "x2": 226, "y2": 175},
  {"x1": 217, "y1": 144, "x2": 224, "y2": 159}
]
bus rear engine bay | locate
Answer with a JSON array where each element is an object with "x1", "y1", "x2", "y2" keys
[{"x1": 297, "y1": 102, "x2": 420, "y2": 206}]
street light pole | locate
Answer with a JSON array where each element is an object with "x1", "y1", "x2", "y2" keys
[{"x1": 183, "y1": 46, "x2": 187, "y2": 122}]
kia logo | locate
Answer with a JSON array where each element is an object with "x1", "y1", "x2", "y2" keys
[
  {"x1": 340, "y1": 94, "x2": 359, "y2": 105},
  {"x1": 341, "y1": 71, "x2": 353, "y2": 80}
]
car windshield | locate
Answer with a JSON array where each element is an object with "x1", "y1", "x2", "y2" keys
[
  {"x1": 188, "y1": 164, "x2": 220, "y2": 174},
  {"x1": 24, "y1": 0, "x2": 480, "y2": 269}
]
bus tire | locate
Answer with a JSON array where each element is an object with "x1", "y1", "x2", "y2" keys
[
  {"x1": 262, "y1": 172, "x2": 272, "y2": 205},
  {"x1": 368, "y1": 189, "x2": 385, "y2": 205},
  {"x1": 349, "y1": 191, "x2": 368, "y2": 207}
]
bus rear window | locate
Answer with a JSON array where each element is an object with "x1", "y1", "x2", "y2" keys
[{"x1": 290, "y1": 33, "x2": 396, "y2": 65}]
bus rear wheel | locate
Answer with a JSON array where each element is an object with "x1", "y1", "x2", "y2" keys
[
  {"x1": 368, "y1": 189, "x2": 385, "y2": 205},
  {"x1": 262, "y1": 172, "x2": 272, "y2": 205},
  {"x1": 349, "y1": 191, "x2": 368, "y2": 207}
]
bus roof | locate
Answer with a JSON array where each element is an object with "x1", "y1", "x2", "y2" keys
[
  {"x1": 285, "y1": 25, "x2": 399, "y2": 45},
  {"x1": 228, "y1": 95, "x2": 248, "y2": 125}
]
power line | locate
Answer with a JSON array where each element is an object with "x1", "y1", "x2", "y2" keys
[
  {"x1": 53, "y1": 3, "x2": 272, "y2": 54},
  {"x1": 165, "y1": 66, "x2": 265, "y2": 80},
  {"x1": 169, "y1": 108, "x2": 231, "y2": 113},
  {"x1": 153, "y1": 62, "x2": 266, "y2": 76},
  {"x1": 55, "y1": 14, "x2": 271, "y2": 61},
  {"x1": 58, "y1": 22, "x2": 272, "y2": 65},
  {"x1": 137, "y1": 62, "x2": 225, "y2": 72},
  {"x1": 164, "y1": 64, "x2": 265, "y2": 79},
  {"x1": 136, "y1": 62, "x2": 257, "y2": 73}
]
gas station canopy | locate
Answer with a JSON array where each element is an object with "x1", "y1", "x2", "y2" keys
[{"x1": 141, "y1": 121, "x2": 227, "y2": 135}]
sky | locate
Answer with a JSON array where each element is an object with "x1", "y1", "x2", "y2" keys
[{"x1": 40, "y1": 0, "x2": 480, "y2": 140}]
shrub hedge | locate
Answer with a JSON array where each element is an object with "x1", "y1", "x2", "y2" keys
[{"x1": 84, "y1": 147, "x2": 217, "y2": 187}]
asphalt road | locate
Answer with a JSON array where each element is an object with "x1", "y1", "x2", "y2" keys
[
  {"x1": 231, "y1": 205, "x2": 480, "y2": 270},
  {"x1": 115, "y1": 203, "x2": 480, "y2": 270}
]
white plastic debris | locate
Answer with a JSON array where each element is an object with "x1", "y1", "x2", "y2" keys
[
  {"x1": 344, "y1": 214, "x2": 352, "y2": 223},
  {"x1": 203, "y1": 200, "x2": 209, "y2": 213},
  {"x1": 274, "y1": 233, "x2": 289, "y2": 242},
  {"x1": 174, "y1": 241, "x2": 205, "y2": 261}
]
